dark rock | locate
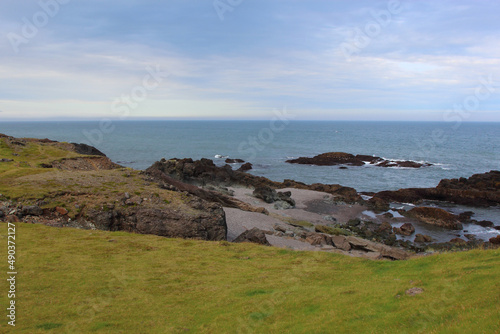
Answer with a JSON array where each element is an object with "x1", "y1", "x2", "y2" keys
[
  {"x1": 253, "y1": 186, "x2": 279, "y2": 203},
  {"x1": 0, "y1": 158, "x2": 13, "y2": 162},
  {"x1": 233, "y1": 228, "x2": 271, "y2": 245},
  {"x1": 404, "y1": 207, "x2": 463, "y2": 229},
  {"x1": 286, "y1": 152, "x2": 431, "y2": 168},
  {"x1": 339, "y1": 166, "x2": 348, "y2": 169},
  {"x1": 71, "y1": 143, "x2": 106, "y2": 156},
  {"x1": 393, "y1": 223, "x2": 415, "y2": 236},
  {"x1": 489, "y1": 236, "x2": 500, "y2": 244},
  {"x1": 82, "y1": 201, "x2": 227, "y2": 241},
  {"x1": 367, "y1": 197, "x2": 390, "y2": 213},
  {"x1": 374, "y1": 170, "x2": 500, "y2": 207},
  {"x1": 225, "y1": 158, "x2": 245, "y2": 163},
  {"x1": 377, "y1": 221, "x2": 393, "y2": 233},
  {"x1": 458, "y1": 211, "x2": 475, "y2": 222},
  {"x1": 414, "y1": 234, "x2": 432, "y2": 243},
  {"x1": 475, "y1": 220, "x2": 494, "y2": 228},
  {"x1": 277, "y1": 191, "x2": 295, "y2": 207},
  {"x1": 145, "y1": 158, "x2": 360, "y2": 203},
  {"x1": 286, "y1": 152, "x2": 365, "y2": 166},
  {"x1": 237, "y1": 162, "x2": 253, "y2": 171},
  {"x1": 21, "y1": 205, "x2": 43, "y2": 217}
]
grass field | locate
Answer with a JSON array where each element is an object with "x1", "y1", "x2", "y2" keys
[{"x1": 1, "y1": 223, "x2": 499, "y2": 333}]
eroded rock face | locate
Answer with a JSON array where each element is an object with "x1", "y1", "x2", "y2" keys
[
  {"x1": 374, "y1": 170, "x2": 500, "y2": 207},
  {"x1": 286, "y1": 152, "x2": 432, "y2": 168},
  {"x1": 81, "y1": 199, "x2": 227, "y2": 241},
  {"x1": 405, "y1": 207, "x2": 463, "y2": 230}
]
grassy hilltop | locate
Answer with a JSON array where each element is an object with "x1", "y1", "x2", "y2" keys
[{"x1": 1, "y1": 135, "x2": 499, "y2": 333}]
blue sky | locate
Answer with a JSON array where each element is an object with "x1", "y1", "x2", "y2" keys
[{"x1": 1, "y1": 0, "x2": 500, "y2": 121}]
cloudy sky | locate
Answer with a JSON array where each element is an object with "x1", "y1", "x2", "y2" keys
[{"x1": 1, "y1": 0, "x2": 500, "y2": 121}]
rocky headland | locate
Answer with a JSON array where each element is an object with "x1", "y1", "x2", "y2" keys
[{"x1": 1, "y1": 134, "x2": 499, "y2": 260}]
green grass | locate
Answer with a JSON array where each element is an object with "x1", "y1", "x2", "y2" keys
[{"x1": 1, "y1": 223, "x2": 499, "y2": 333}]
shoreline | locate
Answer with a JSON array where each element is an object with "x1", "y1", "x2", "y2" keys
[{"x1": 1, "y1": 133, "x2": 499, "y2": 260}]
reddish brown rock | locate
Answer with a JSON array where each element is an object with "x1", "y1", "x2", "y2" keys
[
  {"x1": 55, "y1": 207, "x2": 69, "y2": 215},
  {"x1": 331, "y1": 235, "x2": 351, "y2": 251},
  {"x1": 405, "y1": 207, "x2": 463, "y2": 230},
  {"x1": 489, "y1": 235, "x2": 500, "y2": 245}
]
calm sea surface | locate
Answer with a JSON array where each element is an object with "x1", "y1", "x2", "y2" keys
[{"x1": 1, "y1": 120, "x2": 499, "y2": 193}]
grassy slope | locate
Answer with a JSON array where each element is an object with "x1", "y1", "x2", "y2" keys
[
  {"x1": 1, "y1": 137, "x2": 499, "y2": 333},
  {"x1": 0, "y1": 223, "x2": 499, "y2": 334}
]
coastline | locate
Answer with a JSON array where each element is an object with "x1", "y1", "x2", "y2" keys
[{"x1": 1, "y1": 133, "x2": 499, "y2": 261}]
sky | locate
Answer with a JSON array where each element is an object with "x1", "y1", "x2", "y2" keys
[{"x1": 1, "y1": 0, "x2": 500, "y2": 121}]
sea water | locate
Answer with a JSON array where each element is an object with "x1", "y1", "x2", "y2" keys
[{"x1": 1, "y1": 120, "x2": 498, "y2": 193}]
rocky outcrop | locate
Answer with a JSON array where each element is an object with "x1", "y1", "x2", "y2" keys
[
  {"x1": 374, "y1": 170, "x2": 500, "y2": 207},
  {"x1": 145, "y1": 158, "x2": 361, "y2": 203},
  {"x1": 144, "y1": 167, "x2": 268, "y2": 214},
  {"x1": 238, "y1": 162, "x2": 253, "y2": 171},
  {"x1": 70, "y1": 143, "x2": 106, "y2": 156},
  {"x1": 405, "y1": 207, "x2": 463, "y2": 230},
  {"x1": 233, "y1": 228, "x2": 271, "y2": 245},
  {"x1": 286, "y1": 152, "x2": 432, "y2": 168},
  {"x1": 80, "y1": 198, "x2": 226, "y2": 241}
]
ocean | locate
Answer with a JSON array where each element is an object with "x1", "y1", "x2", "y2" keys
[{"x1": 1, "y1": 120, "x2": 498, "y2": 193}]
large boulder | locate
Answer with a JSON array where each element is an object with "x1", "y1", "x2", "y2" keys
[
  {"x1": 233, "y1": 228, "x2": 271, "y2": 245},
  {"x1": 253, "y1": 186, "x2": 279, "y2": 203}
]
